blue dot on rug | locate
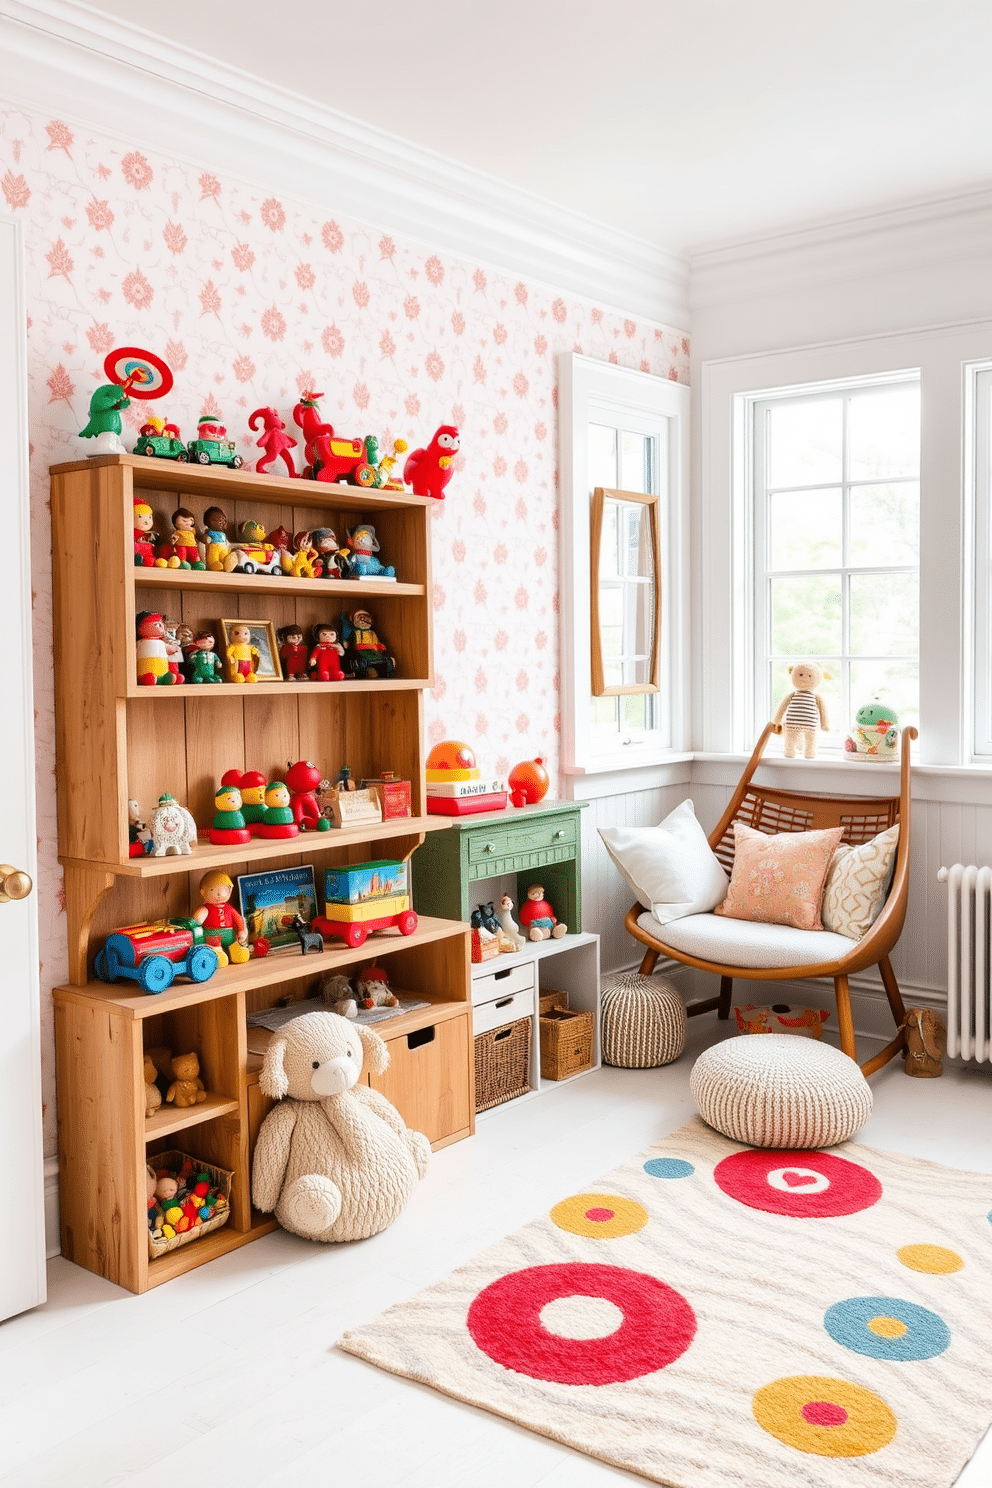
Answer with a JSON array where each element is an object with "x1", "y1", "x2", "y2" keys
[
  {"x1": 823, "y1": 1295, "x2": 951, "y2": 1362},
  {"x1": 644, "y1": 1158, "x2": 695, "y2": 1180}
]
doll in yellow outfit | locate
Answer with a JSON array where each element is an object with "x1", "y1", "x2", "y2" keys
[{"x1": 225, "y1": 622, "x2": 260, "y2": 683}]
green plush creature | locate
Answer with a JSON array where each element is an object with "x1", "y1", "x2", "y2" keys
[
  {"x1": 79, "y1": 383, "x2": 131, "y2": 454},
  {"x1": 845, "y1": 700, "x2": 901, "y2": 760}
]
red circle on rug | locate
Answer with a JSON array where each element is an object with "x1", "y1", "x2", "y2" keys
[
  {"x1": 467, "y1": 1263, "x2": 696, "y2": 1385},
  {"x1": 713, "y1": 1150, "x2": 882, "y2": 1218},
  {"x1": 585, "y1": 1208, "x2": 615, "y2": 1222},
  {"x1": 803, "y1": 1401, "x2": 848, "y2": 1426}
]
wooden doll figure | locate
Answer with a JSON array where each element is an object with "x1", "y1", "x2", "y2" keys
[
  {"x1": 225, "y1": 621, "x2": 260, "y2": 683},
  {"x1": 194, "y1": 870, "x2": 251, "y2": 965},
  {"x1": 184, "y1": 631, "x2": 224, "y2": 683},
  {"x1": 278, "y1": 624, "x2": 309, "y2": 682},
  {"x1": 136, "y1": 611, "x2": 183, "y2": 686},
  {"x1": 308, "y1": 624, "x2": 345, "y2": 682}
]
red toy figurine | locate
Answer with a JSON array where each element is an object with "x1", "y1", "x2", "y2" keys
[
  {"x1": 194, "y1": 870, "x2": 251, "y2": 966},
  {"x1": 284, "y1": 760, "x2": 331, "y2": 832},
  {"x1": 278, "y1": 623, "x2": 309, "y2": 681},
  {"x1": 249, "y1": 406, "x2": 298, "y2": 478},
  {"x1": 292, "y1": 390, "x2": 335, "y2": 477},
  {"x1": 403, "y1": 425, "x2": 460, "y2": 500},
  {"x1": 260, "y1": 781, "x2": 299, "y2": 839},
  {"x1": 133, "y1": 499, "x2": 157, "y2": 567},
  {"x1": 209, "y1": 782, "x2": 252, "y2": 846},
  {"x1": 517, "y1": 884, "x2": 567, "y2": 942},
  {"x1": 309, "y1": 623, "x2": 346, "y2": 682}
]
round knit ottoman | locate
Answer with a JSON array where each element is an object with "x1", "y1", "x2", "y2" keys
[
  {"x1": 690, "y1": 1034, "x2": 872, "y2": 1148},
  {"x1": 601, "y1": 971, "x2": 686, "y2": 1068}
]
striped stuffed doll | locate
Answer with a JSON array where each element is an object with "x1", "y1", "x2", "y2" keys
[{"x1": 773, "y1": 661, "x2": 830, "y2": 758}]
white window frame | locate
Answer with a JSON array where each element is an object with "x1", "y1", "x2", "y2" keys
[
  {"x1": 558, "y1": 353, "x2": 689, "y2": 774},
  {"x1": 970, "y1": 362, "x2": 992, "y2": 755},
  {"x1": 699, "y1": 323, "x2": 992, "y2": 767},
  {"x1": 750, "y1": 374, "x2": 921, "y2": 752}
]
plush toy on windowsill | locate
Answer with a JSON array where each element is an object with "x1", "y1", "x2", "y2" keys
[
  {"x1": 772, "y1": 661, "x2": 831, "y2": 759},
  {"x1": 845, "y1": 701, "x2": 901, "y2": 762}
]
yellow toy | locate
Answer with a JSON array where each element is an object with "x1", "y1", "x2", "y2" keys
[
  {"x1": 772, "y1": 661, "x2": 830, "y2": 759},
  {"x1": 165, "y1": 1051, "x2": 207, "y2": 1108},
  {"x1": 225, "y1": 621, "x2": 260, "y2": 683}
]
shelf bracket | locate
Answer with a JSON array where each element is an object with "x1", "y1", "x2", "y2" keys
[{"x1": 62, "y1": 863, "x2": 116, "y2": 985}]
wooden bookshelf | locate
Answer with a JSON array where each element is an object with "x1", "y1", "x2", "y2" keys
[{"x1": 51, "y1": 455, "x2": 473, "y2": 1293}]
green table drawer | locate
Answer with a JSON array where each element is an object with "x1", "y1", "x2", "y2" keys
[{"x1": 467, "y1": 816, "x2": 577, "y2": 865}]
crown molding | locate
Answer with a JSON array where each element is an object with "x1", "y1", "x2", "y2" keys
[
  {"x1": 689, "y1": 186, "x2": 992, "y2": 311},
  {"x1": 0, "y1": 0, "x2": 689, "y2": 328}
]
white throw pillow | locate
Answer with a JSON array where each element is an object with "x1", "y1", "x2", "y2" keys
[
  {"x1": 820, "y1": 824, "x2": 899, "y2": 939},
  {"x1": 599, "y1": 799, "x2": 730, "y2": 926}
]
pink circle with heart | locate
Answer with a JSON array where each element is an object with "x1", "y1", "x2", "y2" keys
[{"x1": 713, "y1": 1150, "x2": 882, "y2": 1218}]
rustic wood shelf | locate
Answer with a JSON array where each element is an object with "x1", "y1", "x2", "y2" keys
[
  {"x1": 144, "y1": 1093, "x2": 240, "y2": 1141},
  {"x1": 52, "y1": 455, "x2": 473, "y2": 1295},
  {"x1": 134, "y1": 566, "x2": 426, "y2": 600},
  {"x1": 60, "y1": 814, "x2": 451, "y2": 880}
]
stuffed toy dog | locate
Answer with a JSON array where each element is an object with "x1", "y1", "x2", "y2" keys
[{"x1": 251, "y1": 1010, "x2": 430, "y2": 1242}]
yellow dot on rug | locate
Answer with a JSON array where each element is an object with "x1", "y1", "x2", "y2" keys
[
  {"x1": 550, "y1": 1193, "x2": 648, "y2": 1239},
  {"x1": 867, "y1": 1316, "x2": 908, "y2": 1339},
  {"x1": 897, "y1": 1244, "x2": 964, "y2": 1274},
  {"x1": 753, "y1": 1375, "x2": 896, "y2": 1458}
]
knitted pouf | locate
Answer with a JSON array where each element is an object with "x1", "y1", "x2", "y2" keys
[
  {"x1": 690, "y1": 1033, "x2": 872, "y2": 1148},
  {"x1": 600, "y1": 971, "x2": 687, "y2": 1068}
]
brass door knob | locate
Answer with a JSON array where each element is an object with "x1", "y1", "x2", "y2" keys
[{"x1": 0, "y1": 865, "x2": 33, "y2": 903}]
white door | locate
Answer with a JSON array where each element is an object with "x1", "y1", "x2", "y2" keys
[{"x1": 0, "y1": 213, "x2": 45, "y2": 1320}]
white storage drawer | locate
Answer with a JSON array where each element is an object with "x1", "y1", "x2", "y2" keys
[
  {"x1": 473, "y1": 985, "x2": 536, "y2": 1036},
  {"x1": 472, "y1": 958, "x2": 536, "y2": 1007}
]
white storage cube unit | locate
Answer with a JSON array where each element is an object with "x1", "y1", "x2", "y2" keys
[{"x1": 470, "y1": 931, "x2": 601, "y2": 1110}]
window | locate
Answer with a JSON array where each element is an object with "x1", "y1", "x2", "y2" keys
[
  {"x1": 972, "y1": 364, "x2": 992, "y2": 755},
  {"x1": 558, "y1": 354, "x2": 688, "y2": 773},
  {"x1": 752, "y1": 376, "x2": 920, "y2": 748}
]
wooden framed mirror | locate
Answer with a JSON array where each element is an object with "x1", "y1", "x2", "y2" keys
[{"x1": 590, "y1": 486, "x2": 662, "y2": 696}]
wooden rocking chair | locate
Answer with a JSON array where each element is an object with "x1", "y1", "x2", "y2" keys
[{"x1": 625, "y1": 722, "x2": 918, "y2": 1076}]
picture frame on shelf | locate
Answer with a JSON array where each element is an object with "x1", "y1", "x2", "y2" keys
[
  {"x1": 217, "y1": 617, "x2": 283, "y2": 682},
  {"x1": 236, "y1": 866, "x2": 318, "y2": 950}
]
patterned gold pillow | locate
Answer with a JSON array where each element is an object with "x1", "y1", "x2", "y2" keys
[
  {"x1": 821, "y1": 824, "x2": 899, "y2": 940},
  {"x1": 714, "y1": 823, "x2": 845, "y2": 930}
]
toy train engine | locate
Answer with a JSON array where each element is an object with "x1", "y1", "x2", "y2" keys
[{"x1": 95, "y1": 919, "x2": 219, "y2": 993}]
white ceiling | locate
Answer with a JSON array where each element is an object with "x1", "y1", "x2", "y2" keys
[{"x1": 73, "y1": 0, "x2": 992, "y2": 256}]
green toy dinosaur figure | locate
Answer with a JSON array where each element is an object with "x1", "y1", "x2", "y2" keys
[{"x1": 79, "y1": 383, "x2": 131, "y2": 454}]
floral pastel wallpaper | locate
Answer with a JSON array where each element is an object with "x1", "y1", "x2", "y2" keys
[{"x1": 0, "y1": 102, "x2": 689, "y2": 1156}]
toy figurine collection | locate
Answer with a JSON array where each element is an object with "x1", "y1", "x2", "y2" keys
[{"x1": 78, "y1": 348, "x2": 459, "y2": 501}]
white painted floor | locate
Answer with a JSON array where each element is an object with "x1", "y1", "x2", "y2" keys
[{"x1": 2, "y1": 1019, "x2": 991, "y2": 1488}]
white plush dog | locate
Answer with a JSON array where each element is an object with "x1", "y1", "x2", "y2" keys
[
  {"x1": 150, "y1": 793, "x2": 198, "y2": 856},
  {"x1": 251, "y1": 1010, "x2": 430, "y2": 1242}
]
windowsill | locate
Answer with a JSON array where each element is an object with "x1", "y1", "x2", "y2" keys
[{"x1": 562, "y1": 750, "x2": 696, "y2": 777}]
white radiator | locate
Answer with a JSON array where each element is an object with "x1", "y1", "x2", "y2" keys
[{"x1": 938, "y1": 864, "x2": 992, "y2": 1062}]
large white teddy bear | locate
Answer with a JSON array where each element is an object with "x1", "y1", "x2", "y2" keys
[{"x1": 251, "y1": 1010, "x2": 430, "y2": 1242}]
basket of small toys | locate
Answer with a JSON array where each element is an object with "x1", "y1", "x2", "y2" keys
[
  {"x1": 146, "y1": 1150, "x2": 232, "y2": 1258},
  {"x1": 474, "y1": 1017, "x2": 532, "y2": 1112},
  {"x1": 539, "y1": 998, "x2": 594, "y2": 1081}
]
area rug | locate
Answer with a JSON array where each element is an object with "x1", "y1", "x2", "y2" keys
[{"x1": 338, "y1": 1117, "x2": 992, "y2": 1487}]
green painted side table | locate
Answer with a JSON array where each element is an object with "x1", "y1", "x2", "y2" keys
[{"x1": 412, "y1": 800, "x2": 588, "y2": 931}]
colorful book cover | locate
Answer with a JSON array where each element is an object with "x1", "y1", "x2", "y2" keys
[{"x1": 236, "y1": 866, "x2": 318, "y2": 949}]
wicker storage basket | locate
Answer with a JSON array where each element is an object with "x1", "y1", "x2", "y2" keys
[
  {"x1": 474, "y1": 1017, "x2": 532, "y2": 1112},
  {"x1": 147, "y1": 1149, "x2": 233, "y2": 1259},
  {"x1": 539, "y1": 989, "x2": 569, "y2": 1015},
  {"x1": 540, "y1": 1006, "x2": 594, "y2": 1081}
]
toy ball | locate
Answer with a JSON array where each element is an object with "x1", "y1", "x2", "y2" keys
[
  {"x1": 508, "y1": 757, "x2": 550, "y2": 808},
  {"x1": 426, "y1": 740, "x2": 477, "y2": 774}
]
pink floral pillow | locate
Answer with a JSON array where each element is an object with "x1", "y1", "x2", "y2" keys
[{"x1": 714, "y1": 823, "x2": 845, "y2": 931}]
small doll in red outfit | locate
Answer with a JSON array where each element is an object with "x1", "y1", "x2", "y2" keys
[
  {"x1": 309, "y1": 623, "x2": 345, "y2": 682},
  {"x1": 194, "y1": 870, "x2": 251, "y2": 965},
  {"x1": 278, "y1": 623, "x2": 309, "y2": 682}
]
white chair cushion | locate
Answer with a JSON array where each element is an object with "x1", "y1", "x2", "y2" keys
[
  {"x1": 690, "y1": 1034, "x2": 872, "y2": 1148},
  {"x1": 599, "y1": 799, "x2": 729, "y2": 927},
  {"x1": 637, "y1": 910, "x2": 857, "y2": 969}
]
